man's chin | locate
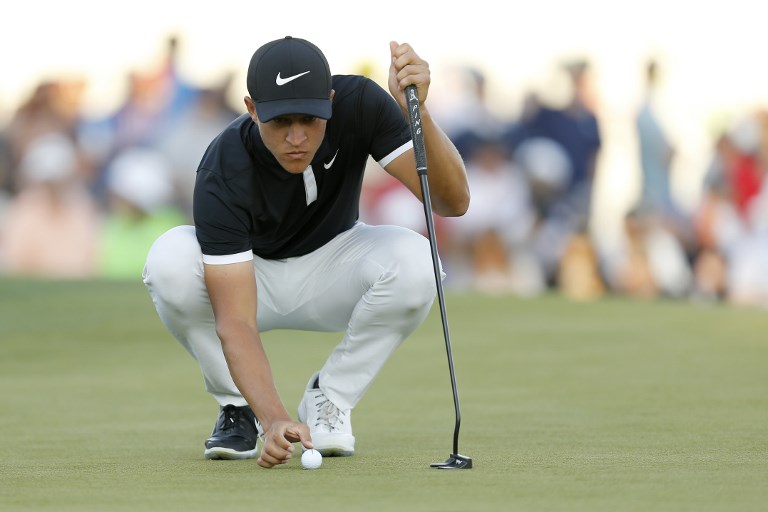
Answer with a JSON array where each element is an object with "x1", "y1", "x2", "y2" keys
[{"x1": 279, "y1": 161, "x2": 310, "y2": 174}]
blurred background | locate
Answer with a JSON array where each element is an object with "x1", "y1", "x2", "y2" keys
[{"x1": 1, "y1": 0, "x2": 767, "y2": 307}]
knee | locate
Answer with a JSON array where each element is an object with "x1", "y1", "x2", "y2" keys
[
  {"x1": 144, "y1": 225, "x2": 202, "y2": 306},
  {"x1": 383, "y1": 231, "x2": 438, "y2": 310}
]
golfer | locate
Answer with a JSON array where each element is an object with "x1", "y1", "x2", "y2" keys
[{"x1": 143, "y1": 36, "x2": 469, "y2": 468}]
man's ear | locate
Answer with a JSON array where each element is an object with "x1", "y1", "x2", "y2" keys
[{"x1": 244, "y1": 96, "x2": 258, "y2": 120}]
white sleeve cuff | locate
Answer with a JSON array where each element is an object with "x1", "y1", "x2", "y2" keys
[
  {"x1": 378, "y1": 140, "x2": 413, "y2": 168},
  {"x1": 202, "y1": 250, "x2": 254, "y2": 265}
]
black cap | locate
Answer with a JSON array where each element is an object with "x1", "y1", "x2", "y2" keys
[{"x1": 247, "y1": 36, "x2": 332, "y2": 122}]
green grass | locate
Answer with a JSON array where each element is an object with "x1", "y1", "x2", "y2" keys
[{"x1": 1, "y1": 279, "x2": 767, "y2": 511}]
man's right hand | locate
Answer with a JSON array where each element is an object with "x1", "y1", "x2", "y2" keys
[{"x1": 257, "y1": 420, "x2": 313, "y2": 468}]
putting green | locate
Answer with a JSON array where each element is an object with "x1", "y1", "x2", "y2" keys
[{"x1": 1, "y1": 279, "x2": 766, "y2": 511}]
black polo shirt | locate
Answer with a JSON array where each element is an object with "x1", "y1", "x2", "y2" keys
[{"x1": 193, "y1": 75, "x2": 413, "y2": 262}]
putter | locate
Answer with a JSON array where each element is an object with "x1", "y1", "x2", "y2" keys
[{"x1": 405, "y1": 85, "x2": 472, "y2": 470}]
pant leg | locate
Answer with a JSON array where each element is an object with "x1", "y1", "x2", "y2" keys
[
  {"x1": 144, "y1": 223, "x2": 438, "y2": 411},
  {"x1": 255, "y1": 223, "x2": 438, "y2": 411},
  {"x1": 143, "y1": 225, "x2": 247, "y2": 407}
]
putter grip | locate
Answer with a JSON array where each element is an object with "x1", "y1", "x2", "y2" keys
[{"x1": 405, "y1": 85, "x2": 428, "y2": 176}]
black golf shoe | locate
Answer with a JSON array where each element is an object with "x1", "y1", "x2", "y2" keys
[{"x1": 204, "y1": 404, "x2": 261, "y2": 460}]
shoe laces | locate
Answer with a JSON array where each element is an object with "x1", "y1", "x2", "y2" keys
[
  {"x1": 220, "y1": 404, "x2": 244, "y2": 431},
  {"x1": 313, "y1": 394, "x2": 345, "y2": 432}
]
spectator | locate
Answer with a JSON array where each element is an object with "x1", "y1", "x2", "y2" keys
[
  {"x1": 605, "y1": 206, "x2": 692, "y2": 299},
  {"x1": 155, "y1": 77, "x2": 240, "y2": 219},
  {"x1": 78, "y1": 35, "x2": 202, "y2": 203},
  {"x1": 99, "y1": 148, "x2": 186, "y2": 279},
  {"x1": 447, "y1": 136, "x2": 543, "y2": 295},
  {"x1": 444, "y1": 67, "x2": 507, "y2": 161},
  {"x1": 0, "y1": 134, "x2": 100, "y2": 278},
  {"x1": 636, "y1": 61, "x2": 674, "y2": 208},
  {"x1": 5, "y1": 81, "x2": 80, "y2": 194},
  {"x1": 512, "y1": 136, "x2": 574, "y2": 285},
  {"x1": 691, "y1": 114, "x2": 768, "y2": 304},
  {"x1": 508, "y1": 59, "x2": 602, "y2": 230}
]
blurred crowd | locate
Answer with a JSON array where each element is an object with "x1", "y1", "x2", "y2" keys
[
  {"x1": 1, "y1": 36, "x2": 767, "y2": 309},
  {"x1": 0, "y1": 36, "x2": 237, "y2": 280},
  {"x1": 361, "y1": 58, "x2": 768, "y2": 309}
]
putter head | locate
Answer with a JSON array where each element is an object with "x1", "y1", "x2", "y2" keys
[{"x1": 430, "y1": 453, "x2": 473, "y2": 470}]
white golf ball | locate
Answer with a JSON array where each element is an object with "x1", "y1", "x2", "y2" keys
[{"x1": 301, "y1": 449, "x2": 322, "y2": 470}]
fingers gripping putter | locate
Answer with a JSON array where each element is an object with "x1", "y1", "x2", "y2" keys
[{"x1": 405, "y1": 85, "x2": 472, "y2": 470}]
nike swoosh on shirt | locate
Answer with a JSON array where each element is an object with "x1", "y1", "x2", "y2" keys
[
  {"x1": 275, "y1": 70, "x2": 311, "y2": 86},
  {"x1": 324, "y1": 149, "x2": 339, "y2": 170}
]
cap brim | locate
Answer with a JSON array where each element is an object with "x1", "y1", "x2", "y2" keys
[{"x1": 255, "y1": 98, "x2": 332, "y2": 122}]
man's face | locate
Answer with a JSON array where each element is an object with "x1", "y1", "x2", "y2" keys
[
  {"x1": 244, "y1": 95, "x2": 331, "y2": 174},
  {"x1": 256, "y1": 114, "x2": 327, "y2": 174}
]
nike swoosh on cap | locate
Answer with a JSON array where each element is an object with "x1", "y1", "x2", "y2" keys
[
  {"x1": 276, "y1": 70, "x2": 311, "y2": 86},
  {"x1": 324, "y1": 149, "x2": 339, "y2": 170}
]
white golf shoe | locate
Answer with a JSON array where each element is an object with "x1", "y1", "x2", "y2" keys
[{"x1": 298, "y1": 372, "x2": 355, "y2": 456}]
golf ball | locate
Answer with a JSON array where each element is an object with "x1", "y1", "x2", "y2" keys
[{"x1": 301, "y1": 449, "x2": 322, "y2": 469}]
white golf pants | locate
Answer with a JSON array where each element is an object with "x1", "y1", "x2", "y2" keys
[{"x1": 143, "y1": 222, "x2": 437, "y2": 412}]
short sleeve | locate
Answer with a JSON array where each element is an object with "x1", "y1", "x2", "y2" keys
[
  {"x1": 193, "y1": 169, "x2": 253, "y2": 259},
  {"x1": 361, "y1": 80, "x2": 412, "y2": 163}
]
